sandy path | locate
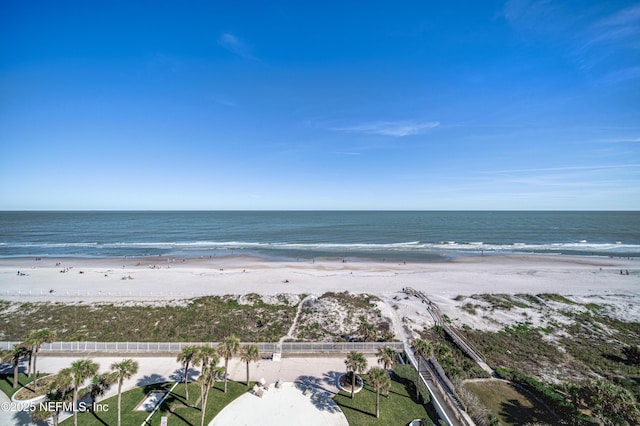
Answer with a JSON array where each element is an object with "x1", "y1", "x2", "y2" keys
[{"x1": 280, "y1": 295, "x2": 313, "y2": 343}]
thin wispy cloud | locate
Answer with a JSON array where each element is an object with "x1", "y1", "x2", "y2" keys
[
  {"x1": 580, "y1": 4, "x2": 640, "y2": 54},
  {"x1": 206, "y1": 94, "x2": 238, "y2": 107},
  {"x1": 600, "y1": 65, "x2": 640, "y2": 85},
  {"x1": 593, "y1": 4, "x2": 640, "y2": 32},
  {"x1": 503, "y1": 1, "x2": 640, "y2": 84},
  {"x1": 332, "y1": 120, "x2": 440, "y2": 137},
  {"x1": 502, "y1": 0, "x2": 557, "y2": 29},
  {"x1": 482, "y1": 164, "x2": 640, "y2": 175},
  {"x1": 599, "y1": 136, "x2": 640, "y2": 143},
  {"x1": 334, "y1": 151, "x2": 361, "y2": 156},
  {"x1": 217, "y1": 33, "x2": 257, "y2": 60}
]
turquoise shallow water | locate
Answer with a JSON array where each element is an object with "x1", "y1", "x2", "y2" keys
[{"x1": 0, "y1": 211, "x2": 638, "y2": 260}]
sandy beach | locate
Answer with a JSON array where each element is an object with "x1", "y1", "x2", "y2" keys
[
  {"x1": 1, "y1": 254, "x2": 639, "y2": 337},
  {"x1": 1, "y1": 255, "x2": 637, "y2": 303}
]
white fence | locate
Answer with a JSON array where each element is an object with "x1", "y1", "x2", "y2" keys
[{"x1": 0, "y1": 341, "x2": 403, "y2": 354}]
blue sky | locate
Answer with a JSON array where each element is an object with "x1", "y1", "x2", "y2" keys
[{"x1": 1, "y1": 0, "x2": 639, "y2": 210}]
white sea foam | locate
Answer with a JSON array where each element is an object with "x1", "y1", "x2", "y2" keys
[{"x1": 3, "y1": 240, "x2": 639, "y2": 255}]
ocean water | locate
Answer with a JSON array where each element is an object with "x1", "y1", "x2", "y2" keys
[{"x1": 0, "y1": 211, "x2": 638, "y2": 260}]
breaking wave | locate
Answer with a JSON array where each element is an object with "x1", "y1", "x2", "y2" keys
[{"x1": 1, "y1": 240, "x2": 639, "y2": 258}]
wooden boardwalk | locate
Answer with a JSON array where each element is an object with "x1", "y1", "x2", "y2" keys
[{"x1": 403, "y1": 287, "x2": 493, "y2": 375}]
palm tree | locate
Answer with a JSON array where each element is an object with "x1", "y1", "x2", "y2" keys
[
  {"x1": 344, "y1": 351, "x2": 368, "y2": 399},
  {"x1": 240, "y1": 345, "x2": 260, "y2": 387},
  {"x1": 368, "y1": 366, "x2": 391, "y2": 418},
  {"x1": 192, "y1": 346, "x2": 217, "y2": 407},
  {"x1": 40, "y1": 371, "x2": 73, "y2": 426},
  {"x1": 67, "y1": 359, "x2": 99, "y2": 426},
  {"x1": 177, "y1": 345, "x2": 198, "y2": 400},
  {"x1": 359, "y1": 320, "x2": 377, "y2": 342},
  {"x1": 1, "y1": 345, "x2": 29, "y2": 388},
  {"x1": 197, "y1": 357, "x2": 223, "y2": 426},
  {"x1": 19, "y1": 343, "x2": 33, "y2": 378},
  {"x1": 376, "y1": 346, "x2": 397, "y2": 370},
  {"x1": 194, "y1": 345, "x2": 217, "y2": 364},
  {"x1": 88, "y1": 372, "x2": 114, "y2": 404},
  {"x1": 29, "y1": 404, "x2": 51, "y2": 425},
  {"x1": 26, "y1": 329, "x2": 56, "y2": 391},
  {"x1": 111, "y1": 359, "x2": 139, "y2": 426},
  {"x1": 196, "y1": 371, "x2": 211, "y2": 426},
  {"x1": 218, "y1": 335, "x2": 240, "y2": 393},
  {"x1": 412, "y1": 338, "x2": 433, "y2": 399}
]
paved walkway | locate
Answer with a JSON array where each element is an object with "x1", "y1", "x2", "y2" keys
[
  {"x1": 210, "y1": 382, "x2": 348, "y2": 426},
  {"x1": 1, "y1": 354, "x2": 374, "y2": 426},
  {"x1": 0, "y1": 385, "x2": 39, "y2": 426}
]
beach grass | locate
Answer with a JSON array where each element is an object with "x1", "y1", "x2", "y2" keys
[
  {"x1": 537, "y1": 293, "x2": 577, "y2": 305},
  {"x1": 333, "y1": 372, "x2": 433, "y2": 426},
  {"x1": 456, "y1": 305, "x2": 640, "y2": 424},
  {"x1": 461, "y1": 323, "x2": 564, "y2": 373},
  {"x1": 294, "y1": 292, "x2": 394, "y2": 342},
  {"x1": 471, "y1": 294, "x2": 531, "y2": 311},
  {"x1": 0, "y1": 295, "x2": 297, "y2": 342},
  {"x1": 461, "y1": 312, "x2": 640, "y2": 390},
  {"x1": 418, "y1": 327, "x2": 490, "y2": 382}
]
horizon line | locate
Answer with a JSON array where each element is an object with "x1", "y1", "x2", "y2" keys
[{"x1": 1, "y1": 209, "x2": 638, "y2": 213}]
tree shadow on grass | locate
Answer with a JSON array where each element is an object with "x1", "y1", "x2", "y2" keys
[
  {"x1": 394, "y1": 377, "x2": 439, "y2": 424},
  {"x1": 388, "y1": 387, "x2": 411, "y2": 398},
  {"x1": 499, "y1": 398, "x2": 554, "y2": 426},
  {"x1": 390, "y1": 376, "x2": 421, "y2": 404},
  {"x1": 2, "y1": 372, "x2": 43, "y2": 393},
  {"x1": 88, "y1": 409, "x2": 109, "y2": 426},
  {"x1": 208, "y1": 384, "x2": 226, "y2": 395},
  {"x1": 333, "y1": 386, "x2": 375, "y2": 418},
  {"x1": 157, "y1": 387, "x2": 197, "y2": 426},
  {"x1": 0, "y1": 374, "x2": 14, "y2": 390},
  {"x1": 160, "y1": 397, "x2": 191, "y2": 425}
]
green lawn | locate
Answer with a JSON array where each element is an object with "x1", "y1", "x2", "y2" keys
[
  {"x1": 61, "y1": 382, "x2": 172, "y2": 425},
  {"x1": 333, "y1": 374, "x2": 433, "y2": 426},
  {"x1": 63, "y1": 380, "x2": 249, "y2": 426},
  {"x1": 150, "y1": 381, "x2": 249, "y2": 426},
  {"x1": 464, "y1": 380, "x2": 558, "y2": 426},
  {"x1": 0, "y1": 372, "x2": 47, "y2": 399}
]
